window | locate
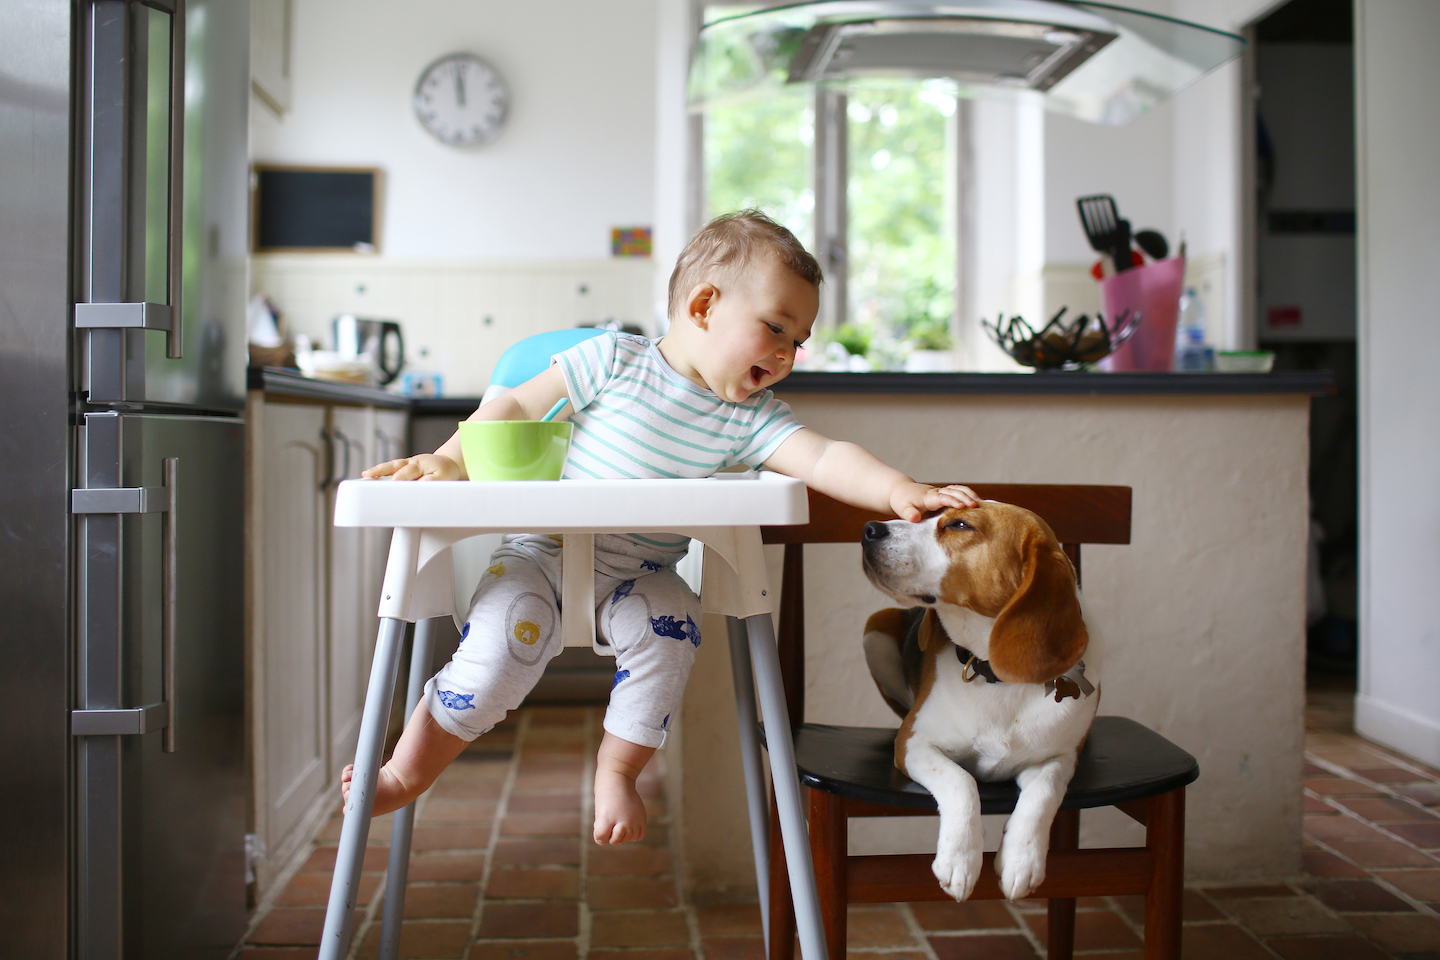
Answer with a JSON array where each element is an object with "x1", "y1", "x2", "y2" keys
[{"x1": 705, "y1": 78, "x2": 960, "y2": 369}]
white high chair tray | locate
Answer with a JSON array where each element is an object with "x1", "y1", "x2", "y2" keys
[{"x1": 333, "y1": 470, "x2": 808, "y2": 531}]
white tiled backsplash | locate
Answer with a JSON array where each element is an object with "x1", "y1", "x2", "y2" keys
[{"x1": 251, "y1": 255, "x2": 658, "y2": 397}]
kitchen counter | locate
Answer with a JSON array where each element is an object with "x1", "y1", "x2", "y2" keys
[
  {"x1": 774, "y1": 369, "x2": 1332, "y2": 395},
  {"x1": 405, "y1": 370, "x2": 1332, "y2": 415},
  {"x1": 673, "y1": 379, "x2": 1318, "y2": 893},
  {"x1": 248, "y1": 366, "x2": 410, "y2": 409}
]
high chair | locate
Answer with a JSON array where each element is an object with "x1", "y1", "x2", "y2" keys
[
  {"x1": 317, "y1": 331, "x2": 831, "y2": 960},
  {"x1": 759, "y1": 485, "x2": 1200, "y2": 960}
]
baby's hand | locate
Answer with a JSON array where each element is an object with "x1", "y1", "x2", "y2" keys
[
  {"x1": 890, "y1": 482, "x2": 980, "y2": 522},
  {"x1": 362, "y1": 454, "x2": 461, "y2": 482}
]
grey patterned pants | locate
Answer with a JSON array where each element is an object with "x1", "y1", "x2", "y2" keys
[{"x1": 423, "y1": 533, "x2": 702, "y2": 748}]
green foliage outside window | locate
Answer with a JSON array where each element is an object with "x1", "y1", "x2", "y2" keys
[
  {"x1": 705, "y1": 88, "x2": 814, "y2": 249},
  {"x1": 705, "y1": 78, "x2": 957, "y2": 366},
  {"x1": 847, "y1": 82, "x2": 956, "y2": 350}
]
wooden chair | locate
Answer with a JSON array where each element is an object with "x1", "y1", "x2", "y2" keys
[{"x1": 758, "y1": 484, "x2": 1199, "y2": 960}]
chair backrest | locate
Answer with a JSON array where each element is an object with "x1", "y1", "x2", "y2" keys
[
  {"x1": 480, "y1": 327, "x2": 610, "y2": 404},
  {"x1": 759, "y1": 484, "x2": 1132, "y2": 720}
]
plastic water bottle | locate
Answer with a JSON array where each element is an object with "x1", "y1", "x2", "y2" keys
[{"x1": 1174, "y1": 288, "x2": 1213, "y2": 372}]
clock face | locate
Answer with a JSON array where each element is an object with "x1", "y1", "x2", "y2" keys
[{"x1": 413, "y1": 54, "x2": 508, "y2": 146}]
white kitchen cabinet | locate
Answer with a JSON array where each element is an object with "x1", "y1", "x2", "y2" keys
[
  {"x1": 246, "y1": 394, "x2": 409, "y2": 897},
  {"x1": 327, "y1": 406, "x2": 373, "y2": 775},
  {"x1": 250, "y1": 0, "x2": 292, "y2": 114},
  {"x1": 246, "y1": 399, "x2": 330, "y2": 893}
]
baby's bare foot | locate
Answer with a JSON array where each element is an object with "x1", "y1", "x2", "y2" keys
[
  {"x1": 340, "y1": 762, "x2": 417, "y2": 817},
  {"x1": 593, "y1": 767, "x2": 647, "y2": 844}
]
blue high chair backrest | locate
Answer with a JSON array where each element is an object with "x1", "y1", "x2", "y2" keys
[{"x1": 483, "y1": 328, "x2": 610, "y2": 403}]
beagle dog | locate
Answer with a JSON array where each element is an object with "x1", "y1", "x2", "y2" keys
[{"x1": 860, "y1": 500, "x2": 1098, "y2": 902}]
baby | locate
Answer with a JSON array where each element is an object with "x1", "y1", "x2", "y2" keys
[{"x1": 348, "y1": 210, "x2": 978, "y2": 844}]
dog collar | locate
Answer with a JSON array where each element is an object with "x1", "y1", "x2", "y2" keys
[
  {"x1": 954, "y1": 645, "x2": 1095, "y2": 701},
  {"x1": 954, "y1": 645, "x2": 1001, "y2": 684}
]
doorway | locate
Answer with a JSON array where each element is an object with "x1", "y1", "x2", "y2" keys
[{"x1": 1251, "y1": 0, "x2": 1358, "y2": 703}]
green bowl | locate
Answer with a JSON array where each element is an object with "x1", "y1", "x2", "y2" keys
[{"x1": 458, "y1": 421, "x2": 573, "y2": 481}]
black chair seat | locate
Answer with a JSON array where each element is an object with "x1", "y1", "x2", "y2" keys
[{"x1": 784, "y1": 715, "x2": 1198, "y2": 816}]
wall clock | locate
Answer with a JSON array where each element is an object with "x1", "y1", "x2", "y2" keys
[{"x1": 413, "y1": 53, "x2": 508, "y2": 146}]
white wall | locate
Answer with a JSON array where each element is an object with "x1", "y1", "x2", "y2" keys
[
  {"x1": 252, "y1": 0, "x2": 660, "y2": 259},
  {"x1": 1353, "y1": 0, "x2": 1440, "y2": 768}
]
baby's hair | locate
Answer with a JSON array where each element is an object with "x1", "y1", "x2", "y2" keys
[{"x1": 667, "y1": 210, "x2": 823, "y2": 320}]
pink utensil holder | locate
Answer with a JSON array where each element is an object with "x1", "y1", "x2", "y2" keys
[{"x1": 1098, "y1": 257, "x2": 1186, "y2": 372}]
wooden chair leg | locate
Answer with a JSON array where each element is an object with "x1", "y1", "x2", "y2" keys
[
  {"x1": 768, "y1": 793, "x2": 797, "y2": 960},
  {"x1": 1046, "y1": 808, "x2": 1080, "y2": 960},
  {"x1": 1143, "y1": 789, "x2": 1185, "y2": 960},
  {"x1": 808, "y1": 788, "x2": 847, "y2": 960}
]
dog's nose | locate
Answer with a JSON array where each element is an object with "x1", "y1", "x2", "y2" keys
[{"x1": 863, "y1": 521, "x2": 889, "y2": 542}]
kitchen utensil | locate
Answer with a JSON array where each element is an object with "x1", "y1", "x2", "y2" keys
[
  {"x1": 458, "y1": 420, "x2": 573, "y2": 481},
  {"x1": 982, "y1": 306, "x2": 1140, "y2": 370},
  {"x1": 540, "y1": 397, "x2": 571, "y2": 422},
  {"x1": 332, "y1": 315, "x2": 405, "y2": 385},
  {"x1": 1076, "y1": 194, "x2": 1134, "y2": 273},
  {"x1": 1098, "y1": 256, "x2": 1187, "y2": 371},
  {"x1": 1134, "y1": 229, "x2": 1169, "y2": 261}
]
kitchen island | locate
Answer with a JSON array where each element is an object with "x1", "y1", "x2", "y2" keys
[
  {"x1": 253, "y1": 366, "x2": 1329, "y2": 892},
  {"x1": 670, "y1": 370, "x2": 1329, "y2": 896}
]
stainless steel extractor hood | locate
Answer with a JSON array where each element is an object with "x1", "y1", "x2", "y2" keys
[{"x1": 689, "y1": 0, "x2": 1246, "y2": 124}]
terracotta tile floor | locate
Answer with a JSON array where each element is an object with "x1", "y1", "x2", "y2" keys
[{"x1": 234, "y1": 681, "x2": 1440, "y2": 959}]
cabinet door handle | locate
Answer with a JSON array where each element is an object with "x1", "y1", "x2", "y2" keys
[
  {"x1": 334, "y1": 427, "x2": 352, "y2": 482},
  {"x1": 319, "y1": 426, "x2": 334, "y2": 491}
]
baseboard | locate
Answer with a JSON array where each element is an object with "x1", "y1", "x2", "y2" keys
[{"x1": 1354, "y1": 693, "x2": 1440, "y2": 768}]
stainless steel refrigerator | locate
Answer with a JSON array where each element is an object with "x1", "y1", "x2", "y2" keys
[{"x1": 1, "y1": 0, "x2": 252, "y2": 956}]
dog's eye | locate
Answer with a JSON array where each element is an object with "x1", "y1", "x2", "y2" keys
[{"x1": 945, "y1": 519, "x2": 970, "y2": 531}]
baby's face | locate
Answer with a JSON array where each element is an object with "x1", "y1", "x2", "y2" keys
[{"x1": 697, "y1": 254, "x2": 818, "y2": 403}]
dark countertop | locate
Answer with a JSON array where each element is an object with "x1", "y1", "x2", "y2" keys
[
  {"x1": 248, "y1": 366, "x2": 410, "y2": 409},
  {"x1": 772, "y1": 370, "x2": 1334, "y2": 396},
  {"x1": 255, "y1": 367, "x2": 1333, "y2": 415}
]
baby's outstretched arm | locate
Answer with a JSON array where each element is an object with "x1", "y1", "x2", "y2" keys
[
  {"x1": 363, "y1": 452, "x2": 462, "y2": 481},
  {"x1": 361, "y1": 365, "x2": 572, "y2": 481},
  {"x1": 764, "y1": 428, "x2": 978, "y2": 521}
]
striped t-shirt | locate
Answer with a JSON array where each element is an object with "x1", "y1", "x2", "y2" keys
[{"x1": 553, "y1": 332, "x2": 803, "y2": 481}]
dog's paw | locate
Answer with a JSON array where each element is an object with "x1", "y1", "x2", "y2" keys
[
  {"x1": 932, "y1": 838, "x2": 983, "y2": 901},
  {"x1": 994, "y1": 833, "x2": 1047, "y2": 901}
]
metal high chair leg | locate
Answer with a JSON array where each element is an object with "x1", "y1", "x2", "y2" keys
[
  {"x1": 745, "y1": 611, "x2": 827, "y2": 960},
  {"x1": 319, "y1": 616, "x2": 408, "y2": 960},
  {"x1": 727, "y1": 616, "x2": 772, "y2": 944},
  {"x1": 376, "y1": 616, "x2": 439, "y2": 960}
]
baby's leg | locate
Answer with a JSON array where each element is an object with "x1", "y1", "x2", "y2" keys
[
  {"x1": 342, "y1": 700, "x2": 468, "y2": 815},
  {"x1": 342, "y1": 548, "x2": 564, "y2": 816},
  {"x1": 594, "y1": 568, "x2": 701, "y2": 843},
  {"x1": 593, "y1": 732, "x2": 655, "y2": 844}
]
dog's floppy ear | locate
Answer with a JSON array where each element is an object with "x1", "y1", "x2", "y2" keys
[
  {"x1": 917, "y1": 608, "x2": 945, "y2": 652},
  {"x1": 986, "y1": 527, "x2": 1088, "y2": 684}
]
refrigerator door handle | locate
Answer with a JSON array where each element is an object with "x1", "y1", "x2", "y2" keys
[
  {"x1": 74, "y1": 301, "x2": 174, "y2": 333},
  {"x1": 71, "y1": 456, "x2": 179, "y2": 751},
  {"x1": 161, "y1": 456, "x2": 178, "y2": 751},
  {"x1": 164, "y1": 0, "x2": 185, "y2": 359},
  {"x1": 80, "y1": 0, "x2": 186, "y2": 360}
]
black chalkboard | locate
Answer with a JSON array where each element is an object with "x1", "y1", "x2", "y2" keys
[{"x1": 253, "y1": 166, "x2": 380, "y2": 251}]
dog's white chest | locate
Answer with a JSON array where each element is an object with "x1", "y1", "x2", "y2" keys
[{"x1": 911, "y1": 647, "x2": 1098, "y2": 782}]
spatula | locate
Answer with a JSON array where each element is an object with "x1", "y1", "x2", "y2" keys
[{"x1": 1076, "y1": 195, "x2": 1134, "y2": 273}]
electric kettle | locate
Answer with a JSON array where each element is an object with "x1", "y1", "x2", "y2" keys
[{"x1": 331, "y1": 315, "x2": 404, "y2": 385}]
